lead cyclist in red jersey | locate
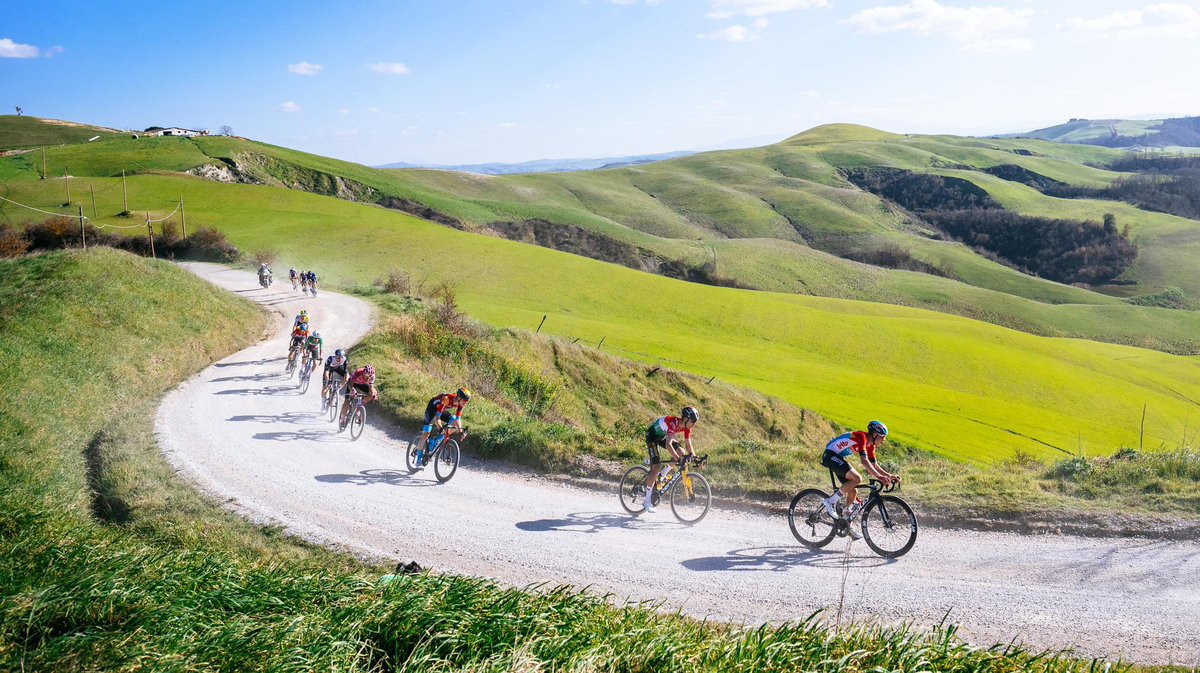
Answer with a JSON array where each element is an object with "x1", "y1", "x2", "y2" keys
[{"x1": 821, "y1": 420, "x2": 900, "y2": 529}]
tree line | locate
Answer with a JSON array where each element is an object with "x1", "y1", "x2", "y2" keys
[{"x1": 845, "y1": 167, "x2": 1137, "y2": 284}]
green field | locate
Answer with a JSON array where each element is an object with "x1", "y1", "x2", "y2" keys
[
  {"x1": 5, "y1": 118, "x2": 1200, "y2": 356},
  {"x1": 0, "y1": 114, "x2": 120, "y2": 152}
]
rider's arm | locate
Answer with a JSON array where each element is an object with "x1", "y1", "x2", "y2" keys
[
  {"x1": 859, "y1": 456, "x2": 894, "y2": 484},
  {"x1": 683, "y1": 436, "x2": 695, "y2": 456}
]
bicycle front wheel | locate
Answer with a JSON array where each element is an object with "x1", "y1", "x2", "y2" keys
[
  {"x1": 326, "y1": 389, "x2": 338, "y2": 421},
  {"x1": 434, "y1": 439, "x2": 460, "y2": 483},
  {"x1": 618, "y1": 466, "x2": 649, "y2": 515},
  {"x1": 861, "y1": 495, "x2": 918, "y2": 558},
  {"x1": 298, "y1": 369, "x2": 310, "y2": 394},
  {"x1": 349, "y1": 405, "x2": 366, "y2": 440},
  {"x1": 670, "y1": 472, "x2": 711, "y2": 525},
  {"x1": 788, "y1": 489, "x2": 837, "y2": 549}
]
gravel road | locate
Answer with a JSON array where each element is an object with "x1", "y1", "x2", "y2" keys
[{"x1": 158, "y1": 264, "x2": 1200, "y2": 667}]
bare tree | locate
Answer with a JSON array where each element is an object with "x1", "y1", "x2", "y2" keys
[
  {"x1": 15, "y1": 106, "x2": 23, "y2": 116},
  {"x1": 218, "y1": 125, "x2": 233, "y2": 136}
]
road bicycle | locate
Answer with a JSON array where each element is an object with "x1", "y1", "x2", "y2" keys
[
  {"x1": 618, "y1": 454, "x2": 711, "y2": 524},
  {"x1": 338, "y1": 389, "x2": 368, "y2": 440},
  {"x1": 404, "y1": 426, "x2": 465, "y2": 483},
  {"x1": 285, "y1": 341, "x2": 302, "y2": 377},
  {"x1": 322, "y1": 375, "x2": 342, "y2": 421},
  {"x1": 787, "y1": 471, "x2": 918, "y2": 558},
  {"x1": 297, "y1": 354, "x2": 315, "y2": 394}
]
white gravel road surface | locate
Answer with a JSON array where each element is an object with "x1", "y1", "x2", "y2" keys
[{"x1": 158, "y1": 264, "x2": 1200, "y2": 667}]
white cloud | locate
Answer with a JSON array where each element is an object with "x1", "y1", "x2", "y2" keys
[
  {"x1": 369, "y1": 62, "x2": 410, "y2": 75},
  {"x1": 338, "y1": 107, "x2": 350, "y2": 116},
  {"x1": 798, "y1": 89, "x2": 820, "y2": 97},
  {"x1": 45, "y1": 46, "x2": 64, "y2": 57},
  {"x1": 846, "y1": 0, "x2": 1033, "y2": 41},
  {"x1": 962, "y1": 36, "x2": 1032, "y2": 54},
  {"x1": 698, "y1": 24, "x2": 756, "y2": 41},
  {"x1": 0, "y1": 38, "x2": 41, "y2": 58},
  {"x1": 1061, "y1": 3, "x2": 1200, "y2": 40},
  {"x1": 287, "y1": 60, "x2": 323, "y2": 76},
  {"x1": 753, "y1": 18, "x2": 770, "y2": 28},
  {"x1": 279, "y1": 101, "x2": 301, "y2": 113},
  {"x1": 707, "y1": 0, "x2": 828, "y2": 19}
]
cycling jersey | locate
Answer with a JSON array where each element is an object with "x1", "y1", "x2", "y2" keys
[
  {"x1": 348, "y1": 367, "x2": 374, "y2": 386},
  {"x1": 426, "y1": 393, "x2": 466, "y2": 420},
  {"x1": 291, "y1": 326, "x2": 309, "y2": 339},
  {"x1": 305, "y1": 335, "x2": 322, "y2": 349},
  {"x1": 824, "y1": 431, "x2": 877, "y2": 463},
  {"x1": 324, "y1": 356, "x2": 349, "y2": 377},
  {"x1": 648, "y1": 416, "x2": 691, "y2": 442}
]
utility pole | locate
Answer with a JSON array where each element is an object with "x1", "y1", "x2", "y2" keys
[
  {"x1": 122, "y1": 169, "x2": 129, "y2": 213},
  {"x1": 180, "y1": 195, "x2": 186, "y2": 238},
  {"x1": 79, "y1": 207, "x2": 86, "y2": 250},
  {"x1": 64, "y1": 171, "x2": 71, "y2": 204},
  {"x1": 147, "y1": 214, "x2": 156, "y2": 259},
  {"x1": 89, "y1": 184, "x2": 97, "y2": 217}
]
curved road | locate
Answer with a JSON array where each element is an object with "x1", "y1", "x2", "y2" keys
[{"x1": 158, "y1": 264, "x2": 1200, "y2": 667}]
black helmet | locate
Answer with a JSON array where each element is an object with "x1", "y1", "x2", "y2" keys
[
  {"x1": 681, "y1": 406, "x2": 699, "y2": 423},
  {"x1": 457, "y1": 387, "x2": 472, "y2": 401},
  {"x1": 867, "y1": 420, "x2": 888, "y2": 437}
]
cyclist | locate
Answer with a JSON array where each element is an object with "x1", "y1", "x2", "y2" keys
[
  {"x1": 415, "y1": 388, "x2": 471, "y2": 455},
  {"x1": 321, "y1": 348, "x2": 351, "y2": 412},
  {"x1": 288, "y1": 321, "x2": 309, "y2": 365},
  {"x1": 642, "y1": 406, "x2": 699, "y2": 513},
  {"x1": 307, "y1": 271, "x2": 318, "y2": 294},
  {"x1": 293, "y1": 309, "x2": 309, "y2": 329},
  {"x1": 821, "y1": 421, "x2": 900, "y2": 531},
  {"x1": 341, "y1": 364, "x2": 378, "y2": 426},
  {"x1": 289, "y1": 267, "x2": 298, "y2": 289},
  {"x1": 302, "y1": 330, "x2": 323, "y2": 371}
]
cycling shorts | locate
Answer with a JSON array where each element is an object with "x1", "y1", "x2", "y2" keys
[
  {"x1": 423, "y1": 402, "x2": 455, "y2": 426},
  {"x1": 345, "y1": 382, "x2": 371, "y2": 398},
  {"x1": 821, "y1": 450, "x2": 854, "y2": 483}
]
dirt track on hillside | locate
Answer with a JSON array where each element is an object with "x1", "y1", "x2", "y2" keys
[{"x1": 157, "y1": 264, "x2": 1200, "y2": 667}]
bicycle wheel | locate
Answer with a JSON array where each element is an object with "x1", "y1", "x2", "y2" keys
[
  {"x1": 861, "y1": 495, "x2": 918, "y2": 559},
  {"x1": 285, "y1": 357, "x2": 296, "y2": 378},
  {"x1": 298, "y1": 367, "x2": 310, "y2": 394},
  {"x1": 405, "y1": 433, "x2": 423, "y2": 472},
  {"x1": 788, "y1": 489, "x2": 837, "y2": 549},
  {"x1": 670, "y1": 472, "x2": 711, "y2": 525},
  {"x1": 326, "y1": 388, "x2": 337, "y2": 421},
  {"x1": 349, "y1": 404, "x2": 366, "y2": 440},
  {"x1": 434, "y1": 439, "x2": 460, "y2": 483},
  {"x1": 618, "y1": 466, "x2": 650, "y2": 515}
]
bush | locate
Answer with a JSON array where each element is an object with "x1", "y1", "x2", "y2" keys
[
  {"x1": 0, "y1": 224, "x2": 30, "y2": 258},
  {"x1": 249, "y1": 249, "x2": 279, "y2": 267},
  {"x1": 377, "y1": 268, "x2": 411, "y2": 295},
  {"x1": 171, "y1": 227, "x2": 239, "y2": 262}
]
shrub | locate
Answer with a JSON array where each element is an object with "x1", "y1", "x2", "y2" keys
[
  {"x1": 0, "y1": 224, "x2": 30, "y2": 258},
  {"x1": 172, "y1": 227, "x2": 239, "y2": 262},
  {"x1": 378, "y1": 268, "x2": 411, "y2": 295},
  {"x1": 249, "y1": 248, "x2": 279, "y2": 267}
]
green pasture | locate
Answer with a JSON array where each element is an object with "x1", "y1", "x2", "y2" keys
[
  {"x1": 0, "y1": 115, "x2": 120, "y2": 151},
  {"x1": 4, "y1": 174, "x2": 1199, "y2": 466}
]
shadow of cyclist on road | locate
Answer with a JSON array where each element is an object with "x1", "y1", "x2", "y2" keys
[
  {"x1": 681, "y1": 545, "x2": 895, "y2": 572},
  {"x1": 516, "y1": 511, "x2": 688, "y2": 534},
  {"x1": 314, "y1": 468, "x2": 437, "y2": 487}
]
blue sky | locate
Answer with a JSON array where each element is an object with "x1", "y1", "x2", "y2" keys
[{"x1": 3, "y1": 0, "x2": 1199, "y2": 165}]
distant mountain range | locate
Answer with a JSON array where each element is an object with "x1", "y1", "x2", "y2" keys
[
  {"x1": 998, "y1": 115, "x2": 1200, "y2": 148},
  {"x1": 377, "y1": 150, "x2": 696, "y2": 175}
]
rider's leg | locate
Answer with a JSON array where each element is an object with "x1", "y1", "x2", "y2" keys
[{"x1": 642, "y1": 439, "x2": 663, "y2": 510}]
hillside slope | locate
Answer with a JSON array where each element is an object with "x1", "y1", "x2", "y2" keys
[
  {"x1": 4, "y1": 117, "x2": 1200, "y2": 355},
  {"x1": 1010, "y1": 116, "x2": 1200, "y2": 148}
]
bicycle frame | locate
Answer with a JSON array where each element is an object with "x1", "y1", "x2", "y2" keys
[
  {"x1": 656, "y1": 455, "x2": 707, "y2": 499},
  {"x1": 828, "y1": 470, "x2": 895, "y2": 523}
]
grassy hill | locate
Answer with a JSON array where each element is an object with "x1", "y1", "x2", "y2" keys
[
  {"x1": 4, "y1": 118, "x2": 1200, "y2": 357},
  {"x1": 0, "y1": 115, "x2": 120, "y2": 152},
  {"x1": 1008, "y1": 116, "x2": 1200, "y2": 148}
]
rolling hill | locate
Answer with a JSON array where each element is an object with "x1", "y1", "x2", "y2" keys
[
  {"x1": 3, "y1": 116, "x2": 1200, "y2": 465},
  {"x1": 1006, "y1": 115, "x2": 1200, "y2": 148}
]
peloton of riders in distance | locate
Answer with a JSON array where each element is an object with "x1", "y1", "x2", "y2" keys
[
  {"x1": 643, "y1": 406, "x2": 700, "y2": 513},
  {"x1": 415, "y1": 388, "x2": 471, "y2": 454},
  {"x1": 321, "y1": 348, "x2": 350, "y2": 412},
  {"x1": 821, "y1": 420, "x2": 900, "y2": 538},
  {"x1": 341, "y1": 364, "x2": 378, "y2": 425}
]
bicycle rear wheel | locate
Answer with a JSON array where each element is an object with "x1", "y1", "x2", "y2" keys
[
  {"x1": 298, "y1": 367, "x2": 310, "y2": 394},
  {"x1": 349, "y1": 404, "x2": 366, "y2": 440},
  {"x1": 326, "y1": 387, "x2": 338, "y2": 421},
  {"x1": 670, "y1": 472, "x2": 711, "y2": 524},
  {"x1": 618, "y1": 466, "x2": 649, "y2": 515},
  {"x1": 434, "y1": 439, "x2": 460, "y2": 483},
  {"x1": 861, "y1": 495, "x2": 918, "y2": 558},
  {"x1": 788, "y1": 489, "x2": 837, "y2": 549}
]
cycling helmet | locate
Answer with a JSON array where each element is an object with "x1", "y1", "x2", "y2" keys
[
  {"x1": 867, "y1": 420, "x2": 888, "y2": 438},
  {"x1": 312, "y1": 331, "x2": 320, "y2": 338},
  {"x1": 682, "y1": 406, "x2": 699, "y2": 423},
  {"x1": 299, "y1": 310, "x2": 308, "y2": 318},
  {"x1": 456, "y1": 387, "x2": 472, "y2": 401},
  {"x1": 335, "y1": 349, "x2": 345, "y2": 358},
  {"x1": 364, "y1": 365, "x2": 375, "y2": 376}
]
